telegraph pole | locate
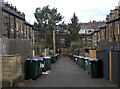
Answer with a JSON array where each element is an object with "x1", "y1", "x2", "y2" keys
[
  {"x1": 0, "y1": 0, "x2": 2, "y2": 38},
  {"x1": 53, "y1": 30, "x2": 56, "y2": 55},
  {"x1": 0, "y1": 0, "x2": 3, "y2": 88}
]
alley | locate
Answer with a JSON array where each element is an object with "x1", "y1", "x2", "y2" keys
[{"x1": 21, "y1": 56, "x2": 117, "y2": 87}]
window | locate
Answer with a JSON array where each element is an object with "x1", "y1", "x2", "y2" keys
[
  {"x1": 21, "y1": 22, "x2": 23, "y2": 33},
  {"x1": 118, "y1": 24, "x2": 119, "y2": 35},
  {"x1": 61, "y1": 38, "x2": 65, "y2": 44},
  {"x1": 4, "y1": 16, "x2": 8, "y2": 30},
  {"x1": 98, "y1": 33, "x2": 100, "y2": 41},
  {"x1": 11, "y1": 18, "x2": 14, "y2": 31},
  {"x1": 16, "y1": 21, "x2": 19, "y2": 32},
  {"x1": 88, "y1": 30, "x2": 91, "y2": 33},
  {"x1": 103, "y1": 30, "x2": 104, "y2": 39}
]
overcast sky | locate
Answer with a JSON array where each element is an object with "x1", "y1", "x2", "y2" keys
[{"x1": 4, "y1": 0, "x2": 120, "y2": 24}]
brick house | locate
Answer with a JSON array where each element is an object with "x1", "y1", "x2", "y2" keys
[
  {"x1": 79, "y1": 22, "x2": 94, "y2": 49},
  {"x1": 1, "y1": 2, "x2": 38, "y2": 42},
  {"x1": 79, "y1": 21, "x2": 105, "y2": 49},
  {"x1": 106, "y1": 6, "x2": 120, "y2": 50}
]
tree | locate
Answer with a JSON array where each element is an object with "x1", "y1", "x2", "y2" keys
[
  {"x1": 34, "y1": 5, "x2": 63, "y2": 47},
  {"x1": 65, "y1": 13, "x2": 81, "y2": 47}
]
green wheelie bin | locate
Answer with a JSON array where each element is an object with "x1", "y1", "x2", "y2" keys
[
  {"x1": 79, "y1": 56, "x2": 85, "y2": 68},
  {"x1": 25, "y1": 58, "x2": 39, "y2": 80},
  {"x1": 84, "y1": 57, "x2": 90, "y2": 71},
  {"x1": 44, "y1": 56, "x2": 51, "y2": 70},
  {"x1": 51, "y1": 55, "x2": 56, "y2": 63},
  {"x1": 37, "y1": 58, "x2": 43, "y2": 76},
  {"x1": 37, "y1": 57, "x2": 47, "y2": 72}
]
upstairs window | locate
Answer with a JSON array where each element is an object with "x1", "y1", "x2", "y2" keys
[
  {"x1": 4, "y1": 16, "x2": 8, "y2": 30},
  {"x1": 11, "y1": 18, "x2": 14, "y2": 32},
  {"x1": 21, "y1": 22, "x2": 23, "y2": 33},
  {"x1": 16, "y1": 21, "x2": 19, "y2": 32},
  {"x1": 118, "y1": 24, "x2": 119, "y2": 35}
]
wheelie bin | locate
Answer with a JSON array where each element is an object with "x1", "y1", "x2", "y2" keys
[
  {"x1": 73, "y1": 55, "x2": 77, "y2": 62},
  {"x1": 55, "y1": 54, "x2": 58, "y2": 60},
  {"x1": 51, "y1": 55, "x2": 56, "y2": 63},
  {"x1": 79, "y1": 56, "x2": 85, "y2": 68},
  {"x1": 37, "y1": 57, "x2": 47, "y2": 72},
  {"x1": 25, "y1": 58, "x2": 39, "y2": 80},
  {"x1": 89, "y1": 59, "x2": 103, "y2": 78},
  {"x1": 37, "y1": 57, "x2": 44, "y2": 76},
  {"x1": 88, "y1": 59, "x2": 94, "y2": 75},
  {"x1": 71, "y1": 54, "x2": 73, "y2": 59},
  {"x1": 44, "y1": 56, "x2": 51, "y2": 70},
  {"x1": 84, "y1": 57, "x2": 91, "y2": 71},
  {"x1": 75, "y1": 56, "x2": 79, "y2": 64}
]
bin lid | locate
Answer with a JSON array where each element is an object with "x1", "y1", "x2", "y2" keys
[
  {"x1": 78, "y1": 56, "x2": 84, "y2": 59},
  {"x1": 37, "y1": 57, "x2": 44, "y2": 61},
  {"x1": 27, "y1": 58, "x2": 38, "y2": 61},
  {"x1": 55, "y1": 54, "x2": 59, "y2": 56},
  {"x1": 84, "y1": 57, "x2": 91, "y2": 60},
  {"x1": 44, "y1": 56, "x2": 51, "y2": 59},
  {"x1": 89, "y1": 58, "x2": 98, "y2": 61},
  {"x1": 73, "y1": 55, "x2": 77, "y2": 57}
]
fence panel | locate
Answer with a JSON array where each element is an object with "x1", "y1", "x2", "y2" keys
[
  {"x1": 96, "y1": 50, "x2": 109, "y2": 80},
  {"x1": 1, "y1": 38, "x2": 32, "y2": 79},
  {"x1": 111, "y1": 51, "x2": 119, "y2": 84}
]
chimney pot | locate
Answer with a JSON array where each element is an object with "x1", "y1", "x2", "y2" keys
[{"x1": 115, "y1": 6, "x2": 119, "y2": 9}]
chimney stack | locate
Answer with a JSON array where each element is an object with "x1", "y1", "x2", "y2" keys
[
  {"x1": 115, "y1": 6, "x2": 119, "y2": 9},
  {"x1": 118, "y1": 1, "x2": 120, "y2": 6}
]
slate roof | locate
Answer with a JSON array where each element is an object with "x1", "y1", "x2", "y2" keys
[
  {"x1": 106, "y1": 16, "x2": 120, "y2": 24},
  {"x1": 2, "y1": 2, "x2": 25, "y2": 20},
  {"x1": 80, "y1": 22, "x2": 106, "y2": 35},
  {"x1": 94, "y1": 22, "x2": 106, "y2": 30},
  {"x1": 80, "y1": 23, "x2": 93, "y2": 29},
  {"x1": 80, "y1": 22, "x2": 106, "y2": 30}
]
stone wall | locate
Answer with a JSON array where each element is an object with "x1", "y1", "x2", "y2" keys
[{"x1": 2, "y1": 54, "x2": 22, "y2": 87}]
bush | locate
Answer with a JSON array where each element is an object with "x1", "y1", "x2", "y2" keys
[{"x1": 97, "y1": 39, "x2": 108, "y2": 51}]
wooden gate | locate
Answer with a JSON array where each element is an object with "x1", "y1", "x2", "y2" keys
[{"x1": 60, "y1": 48, "x2": 71, "y2": 56}]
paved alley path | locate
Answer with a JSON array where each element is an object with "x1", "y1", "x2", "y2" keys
[{"x1": 22, "y1": 56, "x2": 117, "y2": 87}]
